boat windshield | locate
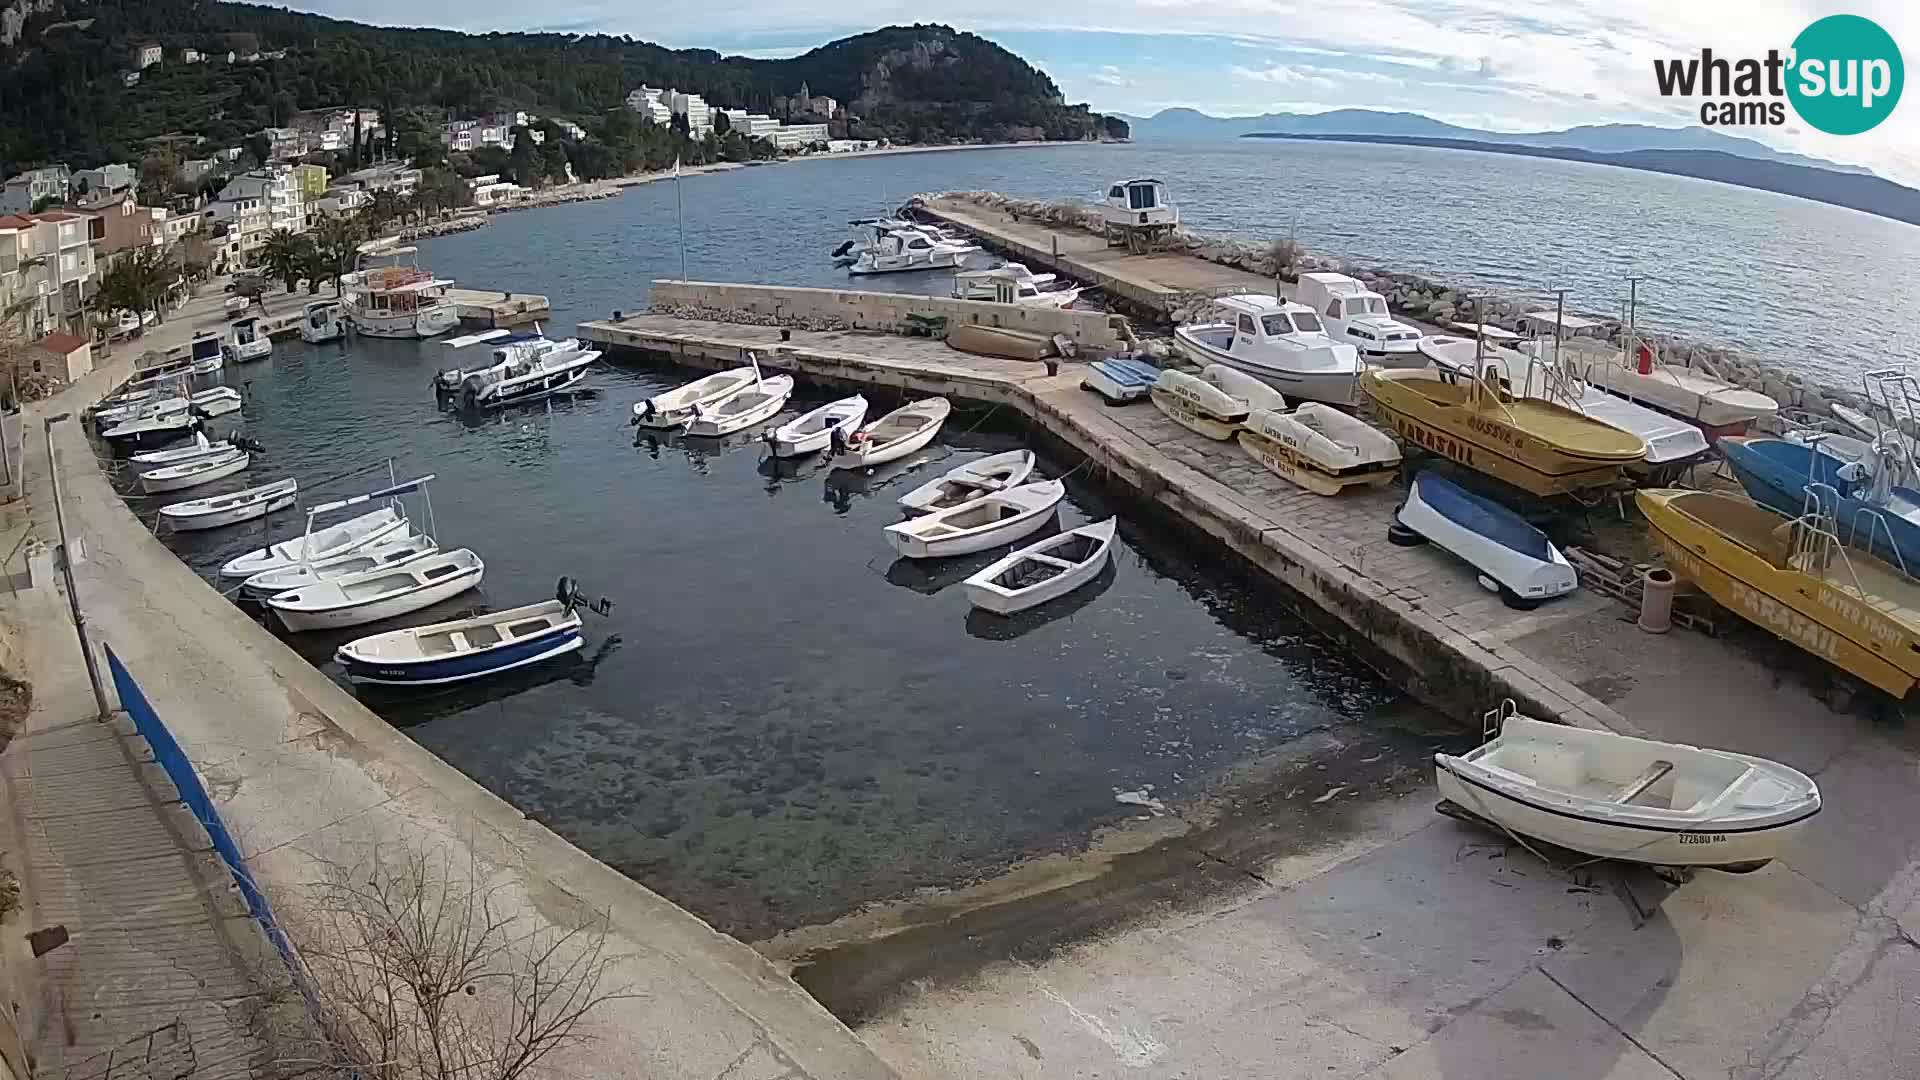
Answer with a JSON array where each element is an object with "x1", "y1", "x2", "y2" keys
[
  {"x1": 1358, "y1": 296, "x2": 1387, "y2": 315},
  {"x1": 1267, "y1": 312, "x2": 1324, "y2": 336}
]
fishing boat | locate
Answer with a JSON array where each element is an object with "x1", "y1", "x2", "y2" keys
[
  {"x1": 830, "y1": 397, "x2": 952, "y2": 469},
  {"x1": 300, "y1": 299, "x2": 346, "y2": 344},
  {"x1": 340, "y1": 243, "x2": 459, "y2": 339},
  {"x1": 1296, "y1": 272, "x2": 1424, "y2": 366},
  {"x1": 1172, "y1": 294, "x2": 1364, "y2": 407},
  {"x1": 139, "y1": 449, "x2": 250, "y2": 494},
  {"x1": 455, "y1": 346, "x2": 599, "y2": 409},
  {"x1": 242, "y1": 534, "x2": 438, "y2": 599},
  {"x1": 899, "y1": 450, "x2": 1037, "y2": 514},
  {"x1": 100, "y1": 407, "x2": 200, "y2": 453},
  {"x1": 1082, "y1": 356, "x2": 1160, "y2": 404},
  {"x1": 884, "y1": 479, "x2": 1066, "y2": 559},
  {"x1": 766, "y1": 394, "x2": 867, "y2": 458},
  {"x1": 188, "y1": 330, "x2": 225, "y2": 375},
  {"x1": 633, "y1": 366, "x2": 759, "y2": 428},
  {"x1": 1150, "y1": 368, "x2": 1267, "y2": 441},
  {"x1": 268, "y1": 548, "x2": 485, "y2": 632},
  {"x1": 1361, "y1": 368, "x2": 1646, "y2": 496},
  {"x1": 1238, "y1": 404, "x2": 1400, "y2": 495},
  {"x1": 223, "y1": 316, "x2": 272, "y2": 363},
  {"x1": 334, "y1": 578, "x2": 612, "y2": 686},
  {"x1": 951, "y1": 263, "x2": 1081, "y2": 308},
  {"x1": 963, "y1": 517, "x2": 1117, "y2": 614},
  {"x1": 684, "y1": 375, "x2": 794, "y2": 437},
  {"x1": 1435, "y1": 703, "x2": 1819, "y2": 871},
  {"x1": 218, "y1": 500, "x2": 412, "y2": 579},
  {"x1": 848, "y1": 228, "x2": 981, "y2": 275},
  {"x1": 131, "y1": 432, "x2": 255, "y2": 469},
  {"x1": 1394, "y1": 470, "x2": 1577, "y2": 608},
  {"x1": 1520, "y1": 311, "x2": 1776, "y2": 435},
  {"x1": 159, "y1": 478, "x2": 298, "y2": 532},
  {"x1": 1638, "y1": 486, "x2": 1920, "y2": 699},
  {"x1": 1717, "y1": 436, "x2": 1920, "y2": 569}
]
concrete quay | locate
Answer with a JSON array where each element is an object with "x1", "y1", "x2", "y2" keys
[{"x1": 445, "y1": 286, "x2": 552, "y2": 328}]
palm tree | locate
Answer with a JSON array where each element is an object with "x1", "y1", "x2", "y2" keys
[
  {"x1": 261, "y1": 229, "x2": 313, "y2": 293},
  {"x1": 310, "y1": 213, "x2": 366, "y2": 296}
]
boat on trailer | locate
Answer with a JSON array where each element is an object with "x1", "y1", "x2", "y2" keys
[
  {"x1": 1082, "y1": 357, "x2": 1160, "y2": 404},
  {"x1": 1394, "y1": 469, "x2": 1578, "y2": 609},
  {"x1": 898, "y1": 450, "x2": 1037, "y2": 514},
  {"x1": 766, "y1": 394, "x2": 867, "y2": 458},
  {"x1": 963, "y1": 517, "x2": 1117, "y2": 614},
  {"x1": 1717, "y1": 436, "x2": 1920, "y2": 570},
  {"x1": 884, "y1": 479, "x2": 1066, "y2": 559},
  {"x1": 634, "y1": 366, "x2": 760, "y2": 428},
  {"x1": 1237, "y1": 404, "x2": 1400, "y2": 495},
  {"x1": 1436, "y1": 702, "x2": 1819, "y2": 872},
  {"x1": 159, "y1": 478, "x2": 299, "y2": 532},
  {"x1": 334, "y1": 577, "x2": 613, "y2": 686},
  {"x1": 268, "y1": 548, "x2": 485, "y2": 632},
  {"x1": 830, "y1": 398, "x2": 952, "y2": 469}
]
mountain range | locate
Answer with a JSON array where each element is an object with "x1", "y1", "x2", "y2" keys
[{"x1": 1114, "y1": 108, "x2": 1875, "y2": 177}]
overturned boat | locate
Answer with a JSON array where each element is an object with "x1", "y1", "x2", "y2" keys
[
  {"x1": 1082, "y1": 356, "x2": 1160, "y2": 404},
  {"x1": 1394, "y1": 470, "x2": 1577, "y2": 609}
]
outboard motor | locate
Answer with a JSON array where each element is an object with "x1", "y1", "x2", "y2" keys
[{"x1": 554, "y1": 576, "x2": 615, "y2": 616}]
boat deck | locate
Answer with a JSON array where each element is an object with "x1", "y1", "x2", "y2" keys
[{"x1": 581, "y1": 311, "x2": 1630, "y2": 729}]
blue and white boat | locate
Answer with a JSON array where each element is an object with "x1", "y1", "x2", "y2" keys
[
  {"x1": 1719, "y1": 436, "x2": 1920, "y2": 569},
  {"x1": 1394, "y1": 470, "x2": 1577, "y2": 609},
  {"x1": 334, "y1": 578, "x2": 612, "y2": 686},
  {"x1": 1082, "y1": 356, "x2": 1160, "y2": 404}
]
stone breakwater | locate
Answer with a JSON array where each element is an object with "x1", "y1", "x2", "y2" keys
[{"x1": 918, "y1": 190, "x2": 1885, "y2": 434}]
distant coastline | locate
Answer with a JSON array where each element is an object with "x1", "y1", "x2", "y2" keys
[{"x1": 1242, "y1": 132, "x2": 1920, "y2": 227}]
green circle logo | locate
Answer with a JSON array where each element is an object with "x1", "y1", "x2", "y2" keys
[{"x1": 1787, "y1": 15, "x2": 1903, "y2": 135}]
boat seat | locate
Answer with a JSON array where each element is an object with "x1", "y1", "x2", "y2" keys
[
  {"x1": 1026, "y1": 554, "x2": 1076, "y2": 570},
  {"x1": 1609, "y1": 760, "x2": 1674, "y2": 805},
  {"x1": 466, "y1": 625, "x2": 503, "y2": 648},
  {"x1": 421, "y1": 634, "x2": 459, "y2": 657}
]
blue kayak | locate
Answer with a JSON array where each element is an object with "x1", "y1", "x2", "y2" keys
[{"x1": 1718, "y1": 436, "x2": 1920, "y2": 569}]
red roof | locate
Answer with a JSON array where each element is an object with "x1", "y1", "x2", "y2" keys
[
  {"x1": 0, "y1": 214, "x2": 32, "y2": 230},
  {"x1": 29, "y1": 210, "x2": 81, "y2": 222},
  {"x1": 34, "y1": 332, "x2": 88, "y2": 355}
]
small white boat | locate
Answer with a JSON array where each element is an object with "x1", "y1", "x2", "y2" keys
[
  {"x1": 1435, "y1": 707, "x2": 1819, "y2": 871},
  {"x1": 224, "y1": 316, "x2": 272, "y2": 363},
  {"x1": 1296, "y1": 272, "x2": 1425, "y2": 366},
  {"x1": 268, "y1": 548, "x2": 485, "y2": 632},
  {"x1": 952, "y1": 263, "x2": 1081, "y2": 308},
  {"x1": 1082, "y1": 357, "x2": 1160, "y2": 404},
  {"x1": 884, "y1": 479, "x2": 1066, "y2": 559},
  {"x1": 963, "y1": 517, "x2": 1116, "y2": 614},
  {"x1": 131, "y1": 432, "x2": 244, "y2": 468},
  {"x1": 101, "y1": 408, "x2": 200, "y2": 452},
  {"x1": 300, "y1": 299, "x2": 346, "y2": 344},
  {"x1": 1394, "y1": 470, "x2": 1576, "y2": 609},
  {"x1": 1173, "y1": 294, "x2": 1364, "y2": 407},
  {"x1": 94, "y1": 389, "x2": 175, "y2": 428},
  {"x1": 1521, "y1": 314, "x2": 1777, "y2": 434},
  {"x1": 1237, "y1": 404, "x2": 1401, "y2": 495},
  {"x1": 189, "y1": 330, "x2": 226, "y2": 375},
  {"x1": 455, "y1": 347, "x2": 599, "y2": 409},
  {"x1": 159, "y1": 478, "x2": 299, "y2": 532},
  {"x1": 218, "y1": 505, "x2": 408, "y2": 579},
  {"x1": 242, "y1": 533, "x2": 437, "y2": 598},
  {"x1": 767, "y1": 394, "x2": 867, "y2": 457},
  {"x1": 831, "y1": 398, "x2": 952, "y2": 469},
  {"x1": 898, "y1": 449, "x2": 1037, "y2": 514},
  {"x1": 140, "y1": 449, "x2": 250, "y2": 493},
  {"x1": 191, "y1": 387, "x2": 243, "y2": 418},
  {"x1": 1150, "y1": 369, "x2": 1254, "y2": 440},
  {"x1": 684, "y1": 375, "x2": 795, "y2": 437},
  {"x1": 634, "y1": 366, "x2": 759, "y2": 428},
  {"x1": 335, "y1": 598, "x2": 584, "y2": 685},
  {"x1": 848, "y1": 228, "x2": 982, "y2": 275}
]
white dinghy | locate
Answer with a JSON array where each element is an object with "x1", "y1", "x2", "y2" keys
[
  {"x1": 1238, "y1": 404, "x2": 1401, "y2": 495},
  {"x1": 1394, "y1": 470, "x2": 1576, "y2": 609},
  {"x1": 218, "y1": 500, "x2": 411, "y2": 579},
  {"x1": 131, "y1": 432, "x2": 253, "y2": 469},
  {"x1": 767, "y1": 394, "x2": 868, "y2": 457},
  {"x1": 241, "y1": 534, "x2": 439, "y2": 599},
  {"x1": 268, "y1": 548, "x2": 485, "y2": 632},
  {"x1": 1436, "y1": 705, "x2": 1819, "y2": 872},
  {"x1": 884, "y1": 479, "x2": 1065, "y2": 558},
  {"x1": 140, "y1": 449, "x2": 250, "y2": 493},
  {"x1": 963, "y1": 517, "x2": 1116, "y2": 614},
  {"x1": 159, "y1": 478, "x2": 298, "y2": 532},
  {"x1": 1150, "y1": 369, "x2": 1255, "y2": 440},
  {"x1": 830, "y1": 397, "x2": 952, "y2": 469},
  {"x1": 898, "y1": 449, "x2": 1036, "y2": 514},
  {"x1": 685, "y1": 374, "x2": 795, "y2": 437},
  {"x1": 192, "y1": 387, "x2": 243, "y2": 418},
  {"x1": 634, "y1": 366, "x2": 760, "y2": 428}
]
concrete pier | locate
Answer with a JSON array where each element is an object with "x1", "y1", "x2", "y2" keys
[{"x1": 445, "y1": 287, "x2": 551, "y2": 328}]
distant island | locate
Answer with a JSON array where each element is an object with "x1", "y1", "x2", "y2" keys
[{"x1": 1242, "y1": 132, "x2": 1920, "y2": 227}]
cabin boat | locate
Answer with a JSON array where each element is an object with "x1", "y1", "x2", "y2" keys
[
  {"x1": 1520, "y1": 311, "x2": 1776, "y2": 435},
  {"x1": 899, "y1": 450, "x2": 1037, "y2": 514},
  {"x1": 1396, "y1": 470, "x2": 1578, "y2": 608},
  {"x1": 1082, "y1": 357, "x2": 1160, "y2": 404},
  {"x1": 340, "y1": 244, "x2": 459, "y2": 338},
  {"x1": 833, "y1": 218, "x2": 964, "y2": 262},
  {"x1": 848, "y1": 228, "x2": 982, "y2": 275},
  {"x1": 1173, "y1": 295, "x2": 1363, "y2": 406},
  {"x1": 436, "y1": 329, "x2": 579, "y2": 392},
  {"x1": 335, "y1": 598, "x2": 584, "y2": 686},
  {"x1": 684, "y1": 375, "x2": 794, "y2": 437},
  {"x1": 830, "y1": 398, "x2": 952, "y2": 469},
  {"x1": 455, "y1": 346, "x2": 599, "y2": 409},
  {"x1": 189, "y1": 330, "x2": 226, "y2": 374},
  {"x1": 1436, "y1": 704, "x2": 1819, "y2": 871},
  {"x1": 634, "y1": 366, "x2": 759, "y2": 428},
  {"x1": 1717, "y1": 436, "x2": 1920, "y2": 570},
  {"x1": 1238, "y1": 404, "x2": 1401, "y2": 495},
  {"x1": 951, "y1": 263, "x2": 1081, "y2": 308},
  {"x1": 140, "y1": 449, "x2": 250, "y2": 494},
  {"x1": 158, "y1": 478, "x2": 298, "y2": 532},
  {"x1": 767, "y1": 395, "x2": 868, "y2": 458},
  {"x1": 1296, "y1": 272, "x2": 1424, "y2": 367},
  {"x1": 94, "y1": 390, "x2": 184, "y2": 431},
  {"x1": 1100, "y1": 179, "x2": 1178, "y2": 250},
  {"x1": 100, "y1": 406, "x2": 200, "y2": 453},
  {"x1": 268, "y1": 548, "x2": 485, "y2": 632},
  {"x1": 884, "y1": 479, "x2": 1066, "y2": 558},
  {"x1": 300, "y1": 299, "x2": 346, "y2": 344},
  {"x1": 219, "y1": 503, "x2": 411, "y2": 579},
  {"x1": 1639, "y1": 486, "x2": 1920, "y2": 699},
  {"x1": 129, "y1": 350, "x2": 195, "y2": 387},
  {"x1": 224, "y1": 316, "x2": 272, "y2": 363},
  {"x1": 1360, "y1": 368, "x2": 1646, "y2": 496},
  {"x1": 963, "y1": 517, "x2": 1117, "y2": 615},
  {"x1": 242, "y1": 533, "x2": 438, "y2": 599}
]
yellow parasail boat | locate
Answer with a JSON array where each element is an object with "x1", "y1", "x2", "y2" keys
[
  {"x1": 1638, "y1": 487, "x2": 1920, "y2": 699},
  {"x1": 1361, "y1": 367, "x2": 1646, "y2": 496}
]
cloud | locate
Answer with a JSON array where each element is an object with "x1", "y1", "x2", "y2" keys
[{"x1": 1088, "y1": 64, "x2": 1132, "y2": 87}]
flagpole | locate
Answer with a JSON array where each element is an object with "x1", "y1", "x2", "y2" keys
[{"x1": 675, "y1": 157, "x2": 687, "y2": 282}]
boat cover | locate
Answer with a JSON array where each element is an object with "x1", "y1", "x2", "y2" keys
[{"x1": 1413, "y1": 472, "x2": 1550, "y2": 561}]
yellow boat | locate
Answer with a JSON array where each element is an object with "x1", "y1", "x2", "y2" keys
[
  {"x1": 1638, "y1": 488, "x2": 1920, "y2": 698},
  {"x1": 1361, "y1": 368, "x2": 1646, "y2": 496}
]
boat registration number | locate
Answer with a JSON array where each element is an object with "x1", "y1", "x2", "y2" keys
[{"x1": 1677, "y1": 833, "x2": 1727, "y2": 845}]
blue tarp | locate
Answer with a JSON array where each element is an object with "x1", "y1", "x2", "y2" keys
[{"x1": 1413, "y1": 470, "x2": 1551, "y2": 561}]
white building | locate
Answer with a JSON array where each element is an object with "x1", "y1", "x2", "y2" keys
[
  {"x1": 670, "y1": 91, "x2": 713, "y2": 136},
  {"x1": 440, "y1": 120, "x2": 513, "y2": 153},
  {"x1": 311, "y1": 189, "x2": 370, "y2": 216},
  {"x1": 1, "y1": 166, "x2": 72, "y2": 214},
  {"x1": 468, "y1": 174, "x2": 527, "y2": 207},
  {"x1": 0, "y1": 211, "x2": 95, "y2": 336},
  {"x1": 211, "y1": 167, "x2": 303, "y2": 262},
  {"x1": 626, "y1": 86, "x2": 673, "y2": 126},
  {"x1": 770, "y1": 124, "x2": 831, "y2": 149},
  {"x1": 74, "y1": 163, "x2": 135, "y2": 197},
  {"x1": 130, "y1": 42, "x2": 162, "y2": 69},
  {"x1": 262, "y1": 127, "x2": 309, "y2": 162}
]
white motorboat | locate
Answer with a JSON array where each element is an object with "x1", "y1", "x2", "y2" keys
[
  {"x1": 951, "y1": 263, "x2": 1081, "y2": 308},
  {"x1": 1150, "y1": 369, "x2": 1254, "y2": 440},
  {"x1": 223, "y1": 315, "x2": 272, "y2": 363},
  {"x1": 340, "y1": 243, "x2": 459, "y2": 339},
  {"x1": 898, "y1": 449, "x2": 1037, "y2": 514},
  {"x1": 1520, "y1": 312, "x2": 1776, "y2": 434},
  {"x1": 963, "y1": 517, "x2": 1116, "y2": 614},
  {"x1": 1082, "y1": 357, "x2": 1160, "y2": 404},
  {"x1": 436, "y1": 329, "x2": 580, "y2": 392},
  {"x1": 95, "y1": 392, "x2": 185, "y2": 430},
  {"x1": 884, "y1": 479, "x2": 1066, "y2": 559},
  {"x1": 242, "y1": 533, "x2": 438, "y2": 599},
  {"x1": 140, "y1": 449, "x2": 250, "y2": 493},
  {"x1": 1238, "y1": 404, "x2": 1401, "y2": 495},
  {"x1": 848, "y1": 228, "x2": 982, "y2": 275},
  {"x1": 1100, "y1": 179, "x2": 1178, "y2": 240},
  {"x1": 131, "y1": 432, "x2": 247, "y2": 468},
  {"x1": 188, "y1": 330, "x2": 225, "y2": 374},
  {"x1": 192, "y1": 387, "x2": 243, "y2": 418},
  {"x1": 455, "y1": 346, "x2": 599, "y2": 409},
  {"x1": 101, "y1": 408, "x2": 199, "y2": 452},
  {"x1": 268, "y1": 548, "x2": 485, "y2": 632},
  {"x1": 684, "y1": 374, "x2": 794, "y2": 437},
  {"x1": 1394, "y1": 470, "x2": 1576, "y2": 609},
  {"x1": 634, "y1": 366, "x2": 759, "y2": 428},
  {"x1": 767, "y1": 394, "x2": 867, "y2": 457},
  {"x1": 1435, "y1": 706, "x2": 1819, "y2": 871},
  {"x1": 335, "y1": 596, "x2": 586, "y2": 686},
  {"x1": 1173, "y1": 295, "x2": 1364, "y2": 407},
  {"x1": 830, "y1": 397, "x2": 952, "y2": 469},
  {"x1": 218, "y1": 504, "x2": 409, "y2": 579},
  {"x1": 300, "y1": 299, "x2": 346, "y2": 344},
  {"x1": 1296, "y1": 272, "x2": 1424, "y2": 366},
  {"x1": 159, "y1": 478, "x2": 299, "y2": 532}
]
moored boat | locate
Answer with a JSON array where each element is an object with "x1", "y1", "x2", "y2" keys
[
  {"x1": 1237, "y1": 404, "x2": 1400, "y2": 495},
  {"x1": 300, "y1": 299, "x2": 347, "y2": 344},
  {"x1": 456, "y1": 346, "x2": 599, "y2": 410},
  {"x1": 159, "y1": 477, "x2": 298, "y2": 532},
  {"x1": 951, "y1": 263, "x2": 1081, "y2": 308},
  {"x1": 218, "y1": 503, "x2": 410, "y2": 579},
  {"x1": 1520, "y1": 311, "x2": 1776, "y2": 435},
  {"x1": 963, "y1": 517, "x2": 1117, "y2": 614},
  {"x1": 1436, "y1": 704, "x2": 1819, "y2": 871},
  {"x1": 898, "y1": 450, "x2": 1036, "y2": 514},
  {"x1": 1172, "y1": 294, "x2": 1363, "y2": 407},
  {"x1": 140, "y1": 449, "x2": 250, "y2": 493},
  {"x1": 188, "y1": 330, "x2": 225, "y2": 374},
  {"x1": 268, "y1": 548, "x2": 485, "y2": 632},
  {"x1": 223, "y1": 315, "x2": 272, "y2": 363},
  {"x1": 242, "y1": 533, "x2": 438, "y2": 599},
  {"x1": 191, "y1": 387, "x2": 243, "y2": 418},
  {"x1": 333, "y1": 577, "x2": 612, "y2": 686},
  {"x1": 131, "y1": 432, "x2": 253, "y2": 469},
  {"x1": 1395, "y1": 470, "x2": 1578, "y2": 608},
  {"x1": 766, "y1": 394, "x2": 867, "y2": 458},
  {"x1": 884, "y1": 479, "x2": 1065, "y2": 559},
  {"x1": 633, "y1": 366, "x2": 759, "y2": 428},
  {"x1": 341, "y1": 243, "x2": 459, "y2": 339},
  {"x1": 830, "y1": 397, "x2": 952, "y2": 469},
  {"x1": 684, "y1": 375, "x2": 794, "y2": 437}
]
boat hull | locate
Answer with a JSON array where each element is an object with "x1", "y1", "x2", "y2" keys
[
  {"x1": 1237, "y1": 427, "x2": 1395, "y2": 496},
  {"x1": 1718, "y1": 437, "x2": 1920, "y2": 569},
  {"x1": 1173, "y1": 329, "x2": 1361, "y2": 407},
  {"x1": 1397, "y1": 471, "x2": 1577, "y2": 604},
  {"x1": 274, "y1": 565, "x2": 484, "y2": 632},
  {"x1": 219, "y1": 509, "x2": 407, "y2": 578},
  {"x1": 963, "y1": 521, "x2": 1115, "y2": 614},
  {"x1": 339, "y1": 628, "x2": 582, "y2": 685},
  {"x1": 161, "y1": 490, "x2": 298, "y2": 531},
  {"x1": 140, "y1": 452, "x2": 249, "y2": 493},
  {"x1": 242, "y1": 538, "x2": 437, "y2": 598},
  {"x1": 888, "y1": 508, "x2": 1054, "y2": 558},
  {"x1": 770, "y1": 398, "x2": 867, "y2": 457},
  {"x1": 351, "y1": 305, "x2": 459, "y2": 339},
  {"x1": 472, "y1": 364, "x2": 591, "y2": 408},
  {"x1": 1082, "y1": 358, "x2": 1159, "y2": 404},
  {"x1": 1362, "y1": 373, "x2": 1636, "y2": 496},
  {"x1": 831, "y1": 413, "x2": 947, "y2": 469},
  {"x1": 899, "y1": 450, "x2": 1036, "y2": 514},
  {"x1": 686, "y1": 382, "x2": 793, "y2": 437}
]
